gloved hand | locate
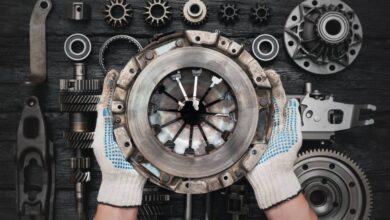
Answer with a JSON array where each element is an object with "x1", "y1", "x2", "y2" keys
[
  {"x1": 247, "y1": 70, "x2": 302, "y2": 210},
  {"x1": 92, "y1": 70, "x2": 146, "y2": 207}
]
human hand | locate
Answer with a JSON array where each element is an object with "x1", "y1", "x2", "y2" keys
[
  {"x1": 92, "y1": 70, "x2": 146, "y2": 207},
  {"x1": 246, "y1": 70, "x2": 302, "y2": 210}
]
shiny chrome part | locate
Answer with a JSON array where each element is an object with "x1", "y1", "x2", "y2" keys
[
  {"x1": 252, "y1": 34, "x2": 280, "y2": 62},
  {"x1": 284, "y1": 0, "x2": 363, "y2": 74},
  {"x1": 294, "y1": 149, "x2": 372, "y2": 220},
  {"x1": 64, "y1": 34, "x2": 92, "y2": 62},
  {"x1": 111, "y1": 30, "x2": 272, "y2": 194}
]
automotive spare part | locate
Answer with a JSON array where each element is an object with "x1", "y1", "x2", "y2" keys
[
  {"x1": 64, "y1": 33, "x2": 92, "y2": 62},
  {"x1": 16, "y1": 96, "x2": 54, "y2": 220},
  {"x1": 182, "y1": 0, "x2": 208, "y2": 26},
  {"x1": 27, "y1": 0, "x2": 52, "y2": 85},
  {"x1": 104, "y1": 0, "x2": 133, "y2": 28},
  {"x1": 294, "y1": 149, "x2": 372, "y2": 220},
  {"x1": 252, "y1": 34, "x2": 279, "y2": 62},
  {"x1": 68, "y1": 2, "x2": 90, "y2": 21},
  {"x1": 144, "y1": 0, "x2": 172, "y2": 27},
  {"x1": 251, "y1": 3, "x2": 271, "y2": 25},
  {"x1": 99, "y1": 35, "x2": 143, "y2": 73},
  {"x1": 288, "y1": 83, "x2": 376, "y2": 141},
  {"x1": 284, "y1": 0, "x2": 363, "y2": 74},
  {"x1": 219, "y1": 2, "x2": 239, "y2": 25},
  {"x1": 111, "y1": 30, "x2": 273, "y2": 194}
]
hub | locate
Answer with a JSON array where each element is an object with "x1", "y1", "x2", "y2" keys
[{"x1": 180, "y1": 101, "x2": 206, "y2": 126}]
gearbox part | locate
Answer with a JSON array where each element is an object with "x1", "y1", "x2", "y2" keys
[
  {"x1": 251, "y1": 3, "x2": 271, "y2": 25},
  {"x1": 99, "y1": 35, "x2": 143, "y2": 73},
  {"x1": 252, "y1": 34, "x2": 279, "y2": 62},
  {"x1": 103, "y1": 0, "x2": 133, "y2": 28},
  {"x1": 144, "y1": 0, "x2": 172, "y2": 27},
  {"x1": 68, "y1": 2, "x2": 90, "y2": 21},
  {"x1": 294, "y1": 149, "x2": 372, "y2": 220},
  {"x1": 111, "y1": 30, "x2": 272, "y2": 194},
  {"x1": 284, "y1": 0, "x2": 363, "y2": 75},
  {"x1": 64, "y1": 33, "x2": 92, "y2": 61},
  {"x1": 182, "y1": 0, "x2": 208, "y2": 25},
  {"x1": 219, "y1": 2, "x2": 239, "y2": 24}
]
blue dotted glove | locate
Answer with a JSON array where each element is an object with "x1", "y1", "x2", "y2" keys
[
  {"x1": 247, "y1": 70, "x2": 302, "y2": 210},
  {"x1": 92, "y1": 70, "x2": 146, "y2": 207}
]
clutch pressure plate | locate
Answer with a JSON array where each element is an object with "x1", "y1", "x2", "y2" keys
[{"x1": 111, "y1": 30, "x2": 273, "y2": 194}]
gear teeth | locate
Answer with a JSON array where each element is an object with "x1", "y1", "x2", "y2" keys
[
  {"x1": 182, "y1": 0, "x2": 208, "y2": 26},
  {"x1": 251, "y1": 3, "x2": 271, "y2": 25},
  {"x1": 71, "y1": 157, "x2": 91, "y2": 169},
  {"x1": 60, "y1": 104, "x2": 97, "y2": 112},
  {"x1": 144, "y1": 0, "x2": 172, "y2": 27},
  {"x1": 64, "y1": 132, "x2": 95, "y2": 141},
  {"x1": 67, "y1": 140, "x2": 94, "y2": 149},
  {"x1": 103, "y1": 0, "x2": 133, "y2": 28},
  {"x1": 60, "y1": 94, "x2": 100, "y2": 104},
  {"x1": 72, "y1": 170, "x2": 91, "y2": 183},
  {"x1": 219, "y1": 2, "x2": 239, "y2": 24},
  {"x1": 60, "y1": 79, "x2": 101, "y2": 92}
]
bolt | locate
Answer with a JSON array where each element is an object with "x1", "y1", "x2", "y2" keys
[
  {"x1": 161, "y1": 174, "x2": 170, "y2": 183},
  {"x1": 314, "y1": 116, "x2": 321, "y2": 122},
  {"x1": 145, "y1": 51, "x2": 154, "y2": 60},
  {"x1": 176, "y1": 39, "x2": 184, "y2": 47}
]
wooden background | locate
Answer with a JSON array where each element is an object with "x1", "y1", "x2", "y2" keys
[{"x1": 0, "y1": 0, "x2": 389, "y2": 219}]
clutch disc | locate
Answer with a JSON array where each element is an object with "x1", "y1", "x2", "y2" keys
[
  {"x1": 294, "y1": 149, "x2": 372, "y2": 220},
  {"x1": 111, "y1": 30, "x2": 273, "y2": 194}
]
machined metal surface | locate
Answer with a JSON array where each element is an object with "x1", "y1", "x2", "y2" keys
[
  {"x1": 68, "y1": 2, "x2": 90, "y2": 21},
  {"x1": 294, "y1": 149, "x2": 372, "y2": 220},
  {"x1": 104, "y1": 0, "x2": 133, "y2": 28},
  {"x1": 111, "y1": 30, "x2": 272, "y2": 194},
  {"x1": 28, "y1": 0, "x2": 52, "y2": 85},
  {"x1": 252, "y1": 34, "x2": 279, "y2": 62},
  {"x1": 64, "y1": 34, "x2": 92, "y2": 62},
  {"x1": 99, "y1": 35, "x2": 143, "y2": 73},
  {"x1": 16, "y1": 97, "x2": 54, "y2": 220},
  {"x1": 182, "y1": 0, "x2": 208, "y2": 25},
  {"x1": 144, "y1": 0, "x2": 172, "y2": 27},
  {"x1": 219, "y1": 2, "x2": 239, "y2": 24},
  {"x1": 284, "y1": 0, "x2": 363, "y2": 74}
]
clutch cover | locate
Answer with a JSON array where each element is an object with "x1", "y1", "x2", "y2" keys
[{"x1": 111, "y1": 30, "x2": 273, "y2": 194}]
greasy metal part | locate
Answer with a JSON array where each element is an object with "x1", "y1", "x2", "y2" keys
[
  {"x1": 104, "y1": 0, "x2": 133, "y2": 28},
  {"x1": 185, "y1": 194, "x2": 192, "y2": 220},
  {"x1": 111, "y1": 30, "x2": 272, "y2": 194},
  {"x1": 60, "y1": 63, "x2": 101, "y2": 220},
  {"x1": 288, "y1": 83, "x2": 376, "y2": 141},
  {"x1": 252, "y1": 34, "x2": 279, "y2": 62},
  {"x1": 138, "y1": 187, "x2": 172, "y2": 219},
  {"x1": 27, "y1": 0, "x2": 52, "y2": 85},
  {"x1": 251, "y1": 3, "x2": 271, "y2": 25},
  {"x1": 144, "y1": 0, "x2": 172, "y2": 27},
  {"x1": 64, "y1": 34, "x2": 92, "y2": 62},
  {"x1": 294, "y1": 149, "x2": 372, "y2": 220},
  {"x1": 68, "y1": 2, "x2": 90, "y2": 21},
  {"x1": 99, "y1": 35, "x2": 143, "y2": 73},
  {"x1": 182, "y1": 0, "x2": 208, "y2": 26},
  {"x1": 219, "y1": 2, "x2": 239, "y2": 25},
  {"x1": 16, "y1": 96, "x2": 54, "y2": 220},
  {"x1": 284, "y1": 0, "x2": 363, "y2": 74}
]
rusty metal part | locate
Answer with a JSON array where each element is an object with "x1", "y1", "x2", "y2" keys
[
  {"x1": 27, "y1": 0, "x2": 52, "y2": 85},
  {"x1": 104, "y1": 0, "x2": 133, "y2": 28},
  {"x1": 144, "y1": 0, "x2": 172, "y2": 27},
  {"x1": 111, "y1": 30, "x2": 272, "y2": 194},
  {"x1": 182, "y1": 0, "x2": 208, "y2": 25},
  {"x1": 16, "y1": 96, "x2": 55, "y2": 220}
]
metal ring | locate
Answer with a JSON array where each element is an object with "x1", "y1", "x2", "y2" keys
[
  {"x1": 252, "y1": 34, "x2": 279, "y2": 62},
  {"x1": 99, "y1": 35, "x2": 143, "y2": 73},
  {"x1": 64, "y1": 33, "x2": 91, "y2": 61}
]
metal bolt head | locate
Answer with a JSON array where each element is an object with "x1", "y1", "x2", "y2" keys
[
  {"x1": 145, "y1": 51, "x2": 154, "y2": 60},
  {"x1": 176, "y1": 39, "x2": 184, "y2": 47}
]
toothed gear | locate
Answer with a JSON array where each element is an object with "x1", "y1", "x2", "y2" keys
[
  {"x1": 64, "y1": 132, "x2": 95, "y2": 141},
  {"x1": 219, "y1": 2, "x2": 239, "y2": 24},
  {"x1": 60, "y1": 103, "x2": 97, "y2": 112},
  {"x1": 72, "y1": 170, "x2": 91, "y2": 183},
  {"x1": 67, "y1": 140, "x2": 94, "y2": 149},
  {"x1": 103, "y1": 0, "x2": 133, "y2": 28},
  {"x1": 60, "y1": 79, "x2": 101, "y2": 92},
  {"x1": 71, "y1": 157, "x2": 91, "y2": 169},
  {"x1": 251, "y1": 3, "x2": 271, "y2": 25},
  {"x1": 294, "y1": 149, "x2": 372, "y2": 220},
  {"x1": 60, "y1": 93, "x2": 100, "y2": 104},
  {"x1": 182, "y1": 0, "x2": 208, "y2": 25},
  {"x1": 144, "y1": 0, "x2": 172, "y2": 27}
]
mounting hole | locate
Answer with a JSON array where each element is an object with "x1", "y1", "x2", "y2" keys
[
  {"x1": 190, "y1": 4, "x2": 200, "y2": 14},
  {"x1": 309, "y1": 190, "x2": 327, "y2": 206},
  {"x1": 71, "y1": 40, "x2": 85, "y2": 54},
  {"x1": 129, "y1": 68, "x2": 135, "y2": 74},
  {"x1": 350, "y1": 209, "x2": 356, "y2": 215},
  {"x1": 40, "y1": 1, "x2": 48, "y2": 9},
  {"x1": 259, "y1": 40, "x2": 272, "y2": 54},
  {"x1": 329, "y1": 163, "x2": 335, "y2": 169},
  {"x1": 325, "y1": 19, "x2": 342, "y2": 36},
  {"x1": 185, "y1": 182, "x2": 190, "y2": 188},
  {"x1": 111, "y1": 5, "x2": 125, "y2": 19},
  {"x1": 288, "y1": 41, "x2": 294, "y2": 46},
  {"x1": 338, "y1": 4, "x2": 344, "y2": 9},
  {"x1": 312, "y1": 0, "x2": 318, "y2": 6},
  {"x1": 124, "y1": 142, "x2": 130, "y2": 147},
  {"x1": 256, "y1": 77, "x2": 262, "y2": 82},
  {"x1": 221, "y1": 40, "x2": 226, "y2": 45},
  {"x1": 223, "y1": 176, "x2": 229, "y2": 181},
  {"x1": 257, "y1": 8, "x2": 267, "y2": 18},
  {"x1": 302, "y1": 164, "x2": 309, "y2": 170},
  {"x1": 225, "y1": 7, "x2": 235, "y2": 16},
  {"x1": 321, "y1": 178, "x2": 328, "y2": 184},
  {"x1": 292, "y1": 15, "x2": 298, "y2": 21},
  {"x1": 350, "y1": 49, "x2": 356, "y2": 55},
  {"x1": 232, "y1": 49, "x2": 237, "y2": 53},
  {"x1": 304, "y1": 61, "x2": 310, "y2": 67},
  {"x1": 195, "y1": 36, "x2": 201, "y2": 41},
  {"x1": 76, "y1": 6, "x2": 82, "y2": 12},
  {"x1": 353, "y1": 24, "x2": 360, "y2": 30},
  {"x1": 27, "y1": 98, "x2": 36, "y2": 107},
  {"x1": 329, "y1": 65, "x2": 336, "y2": 71},
  {"x1": 151, "y1": 4, "x2": 165, "y2": 18},
  {"x1": 117, "y1": 104, "x2": 123, "y2": 110}
]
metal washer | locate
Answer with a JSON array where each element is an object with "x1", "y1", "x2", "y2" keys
[
  {"x1": 64, "y1": 33, "x2": 92, "y2": 61},
  {"x1": 252, "y1": 34, "x2": 279, "y2": 62}
]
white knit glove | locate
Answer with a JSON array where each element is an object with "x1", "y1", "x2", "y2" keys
[
  {"x1": 92, "y1": 70, "x2": 146, "y2": 207},
  {"x1": 247, "y1": 70, "x2": 302, "y2": 210}
]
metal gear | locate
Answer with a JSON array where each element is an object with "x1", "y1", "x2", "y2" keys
[
  {"x1": 294, "y1": 149, "x2": 372, "y2": 220},
  {"x1": 219, "y1": 2, "x2": 239, "y2": 24},
  {"x1": 103, "y1": 0, "x2": 133, "y2": 28},
  {"x1": 144, "y1": 0, "x2": 172, "y2": 27},
  {"x1": 251, "y1": 3, "x2": 271, "y2": 25},
  {"x1": 284, "y1": 0, "x2": 363, "y2": 74},
  {"x1": 182, "y1": 0, "x2": 208, "y2": 25}
]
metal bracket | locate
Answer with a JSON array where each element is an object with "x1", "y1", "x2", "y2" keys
[
  {"x1": 27, "y1": 0, "x2": 52, "y2": 85},
  {"x1": 67, "y1": 2, "x2": 90, "y2": 21},
  {"x1": 289, "y1": 83, "x2": 376, "y2": 141},
  {"x1": 16, "y1": 97, "x2": 54, "y2": 220}
]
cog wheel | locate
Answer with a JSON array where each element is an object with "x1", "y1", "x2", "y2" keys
[
  {"x1": 144, "y1": 0, "x2": 172, "y2": 27},
  {"x1": 182, "y1": 0, "x2": 208, "y2": 25},
  {"x1": 294, "y1": 149, "x2": 372, "y2": 220},
  {"x1": 103, "y1": 0, "x2": 133, "y2": 28},
  {"x1": 251, "y1": 3, "x2": 271, "y2": 25},
  {"x1": 219, "y1": 2, "x2": 239, "y2": 24}
]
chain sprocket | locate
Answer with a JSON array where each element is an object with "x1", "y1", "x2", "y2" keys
[
  {"x1": 144, "y1": 0, "x2": 172, "y2": 27},
  {"x1": 103, "y1": 0, "x2": 133, "y2": 28}
]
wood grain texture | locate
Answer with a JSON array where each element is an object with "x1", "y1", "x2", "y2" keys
[{"x1": 0, "y1": 0, "x2": 389, "y2": 219}]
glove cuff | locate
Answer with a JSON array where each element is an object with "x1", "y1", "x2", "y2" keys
[
  {"x1": 98, "y1": 172, "x2": 146, "y2": 207},
  {"x1": 247, "y1": 163, "x2": 301, "y2": 210}
]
